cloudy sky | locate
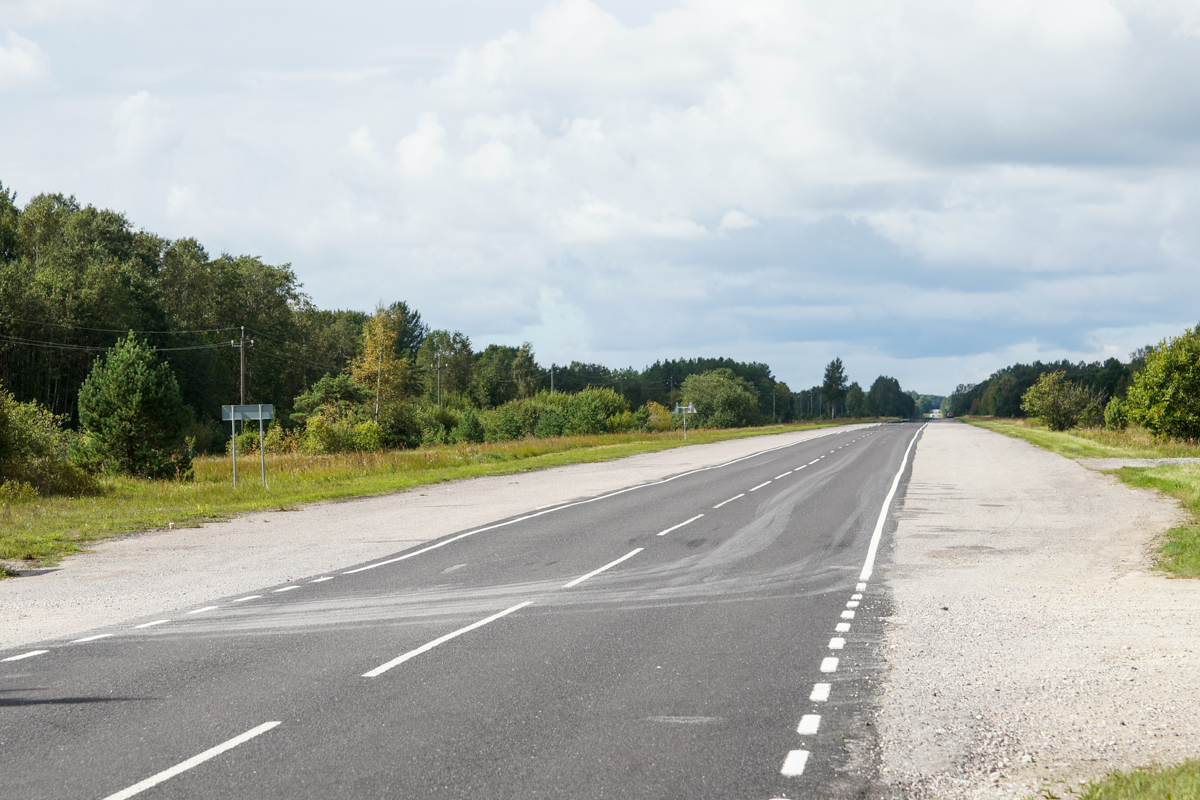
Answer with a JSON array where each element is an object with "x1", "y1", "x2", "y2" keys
[{"x1": 2, "y1": 0, "x2": 1198, "y2": 393}]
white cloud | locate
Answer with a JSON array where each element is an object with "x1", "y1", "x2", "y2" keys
[
  {"x1": 396, "y1": 112, "x2": 446, "y2": 178},
  {"x1": 111, "y1": 90, "x2": 179, "y2": 161},
  {"x1": 0, "y1": 30, "x2": 48, "y2": 88},
  {"x1": 718, "y1": 210, "x2": 759, "y2": 231}
]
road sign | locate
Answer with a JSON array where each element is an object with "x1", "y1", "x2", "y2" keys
[
  {"x1": 222, "y1": 404, "x2": 274, "y2": 421},
  {"x1": 223, "y1": 404, "x2": 273, "y2": 488}
]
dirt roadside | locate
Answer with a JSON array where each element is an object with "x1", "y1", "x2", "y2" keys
[
  {"x1": 0, "y1": 425, "x2": 863, "y2": 652},
  {"x1": 877, "y1": 421, "x2": 1200, "y2": 798}
]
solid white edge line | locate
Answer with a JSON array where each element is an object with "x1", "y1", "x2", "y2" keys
[
  {"x1": 345, "y1": 428, "x2": 859, "y2": 575},
  {"x1": 797, "y1": 714, "x2": 821, "y2": 735},
  {"x1": 712, "y1": 493, "x2": 744, "y2": 509},
  {"x1": 657, "y1": 514, "x2": 704, "y2": 537},
  {"x1": 810, "y1": 682, "x2": 831, "y2": 702},
  {"x1": 2, "y1": 649, "x2": 48, "y2": 662},
  {"x1": 99, "y1": 721, "x2": 282, "y2": 800},
  {"x1": 781, "y1": 749, "x2": 810, "y2": 776},
  {"x1": 134, "y1": 620, "x2": 170, "y2": 629},
  {"x1": 749, "y1": 481, "x2": 772, "y2": 492},
  {"x1": 363, "y1": 601, "x2": 533, "y2": 678},
  {"x1": 563, "y1": 548, "x2": 644, "y2": 588},
  {"x1": 72, "y1": 634, "x2": 113, "y2": 643},
  {"x1": 859, "y1": 423, "x2": 928, "y2": 582}
]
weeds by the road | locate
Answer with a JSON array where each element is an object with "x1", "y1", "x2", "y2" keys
[
  {"x1": 961, "y1": 417, "x2": 1200, "y2": 578},
  {"x1": 0, "y1": 421, "x2": 852, "y2": 569},
  {"x1": 1035, "y1": 759, "x2": 1200, "y2": 799},
  {"x1": 963, "y1": 418, "x2": 1200, "y2": 460}
]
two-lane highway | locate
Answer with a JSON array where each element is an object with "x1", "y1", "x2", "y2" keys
[{"x1": 1, "y1": 422, "x2": 925, "y2": 799}]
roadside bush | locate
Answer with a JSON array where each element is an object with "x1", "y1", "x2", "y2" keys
[
  {"x1": 1020, "y1": 371, "x2": 1102, "y2": 432},
  {"x1": 414, "y1": 404, "x2": 458, "y2": 446},
  {"x1": 533, "y1": 407, "x2": 565, "y2": 438},
  {"x1": 682, "y1": 369, "x2": 759, "y2": 428},
  {"x1": 566, "y1": 388, "x2": 628, "y2": 435},
  {"x1": 453, "y1": 409, "x2": 486, "y2": 444},
  {"x1": 645, "y1": 400, "x2": 672, "y2": 432},
  {"x1": 300, "y1": 408, "x2": 384, "y2": 453},
  {"x1": 1127, "y1": 326, "x2": 1200, "y2": 440},
  {"x1": 0, "y1": 384, "x2": 94, "y2": 496},
  {"x1": 76, "y1": 334, "x2": 193, "y2": 479},
  {"x1": 1104, "y1": 397, "x2": 1129, "y2": 431},
  {"x1": 606, "y1": 409, "x2": 642, "y2": 433}
]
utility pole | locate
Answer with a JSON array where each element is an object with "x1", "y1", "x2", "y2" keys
[
  {"x1": 231, "y1": 326, "x2": 254, "y2": 430},
  {"x1": 437, "y1": 354, "x2": 443, "y2": 408}
]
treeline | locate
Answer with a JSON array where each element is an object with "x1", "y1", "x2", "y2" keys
[{"x1": 948, "y1": 356, "x2": 1143, "y2": 418}]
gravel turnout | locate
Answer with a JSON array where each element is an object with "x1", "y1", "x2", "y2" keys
[{"x1": 878, "y1": 422, "x2": 1200, "y2": 799}]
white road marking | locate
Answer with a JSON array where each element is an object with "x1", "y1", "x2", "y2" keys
[
  {"x1": 820, "y1": 657, "x2": 839, "y2": 673},
  {"x1": 780, "y1": 749, "x2": 810, "y2": 776},
  {"x1": 713, "y1": 493, "x2": 744, "y2": 509},
  {"x1": 841, "y1": 610, "x2": 855, "y2": 619},
  {"x1": 846, "y1": 600, "x2": 859, "y2": 608},
  {"x1": 851, "y1": 593, "x2": 862, "y2": 600},
  {"x1": 100, "y1": 720, "x2": 282, "y2": 800},
  {"x1": 363, "y1": 601, "x2": 534, "y2": 677},
  {"x1": 797, "y1": 714, "x2": 821, "y2": 735},
  {"x1": 860, "y1": 423, "x2": 927, "y2": 582},
  {"x1": 344, "y1": 432, "x2": 844, "y2": 575},
  {"x1": 232, "y1": 595, "x2": 261, "y2": 603},
  {"x1": 749, "y1": 481, "x2": 772, "y2": 492},
  {"x1": 775, "y1": 472, "x2": 792, "y2": 479},
  {"x1": 134, "y1": 620, "x2": 170, "y2": 629},
  {"x1": 657, "y1": 514, "x2": 704, "y2": 537},
  {"x1": 72, "y1": 634, "x2": 113, "y2": 643},
  {"x1": 808, "y1": 459, "x2": 820, "y2": 465},
  {"x1": 564, "y1": 548, "x2": 644, "y2": 588},
  {"x1": 310, "y1": 576, "x2": 334, "y2": 583},
  {"x1": 2, "y1": 650, "x2": 48, "y2": 662},
  {"x1": 187, "y1": 606, "x2": 218, "y2": 614},
  {"x1": 273, "y1": 586, "x2": 299, "y2": 593},
  {"x1": 829, "y1": 637, "x2": 845, "y2": 649},
  {"x1": 835, "y1": 622, "x2": 850, "y2": 633},
  {"x1": 856, "y1": 582, "x2": 866, "y2": 591},
  {"x1": 810, "y1": 683, "x2": 831, "y2": 702}
]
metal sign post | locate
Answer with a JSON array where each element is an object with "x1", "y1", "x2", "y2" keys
[
  {"x1": 222, "y1": 404, "x2": 274, "y2": 488},
  {"x1": 673, "y1": 403, "x2": 697, "y2": 440}
]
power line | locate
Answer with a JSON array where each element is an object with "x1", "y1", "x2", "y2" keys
[
  {"x1": 0, "y1": 315, "x2": 240, "y2": 335},
  {"x1": 0, "y1": 333, "x2": 229, "y2": 353}
]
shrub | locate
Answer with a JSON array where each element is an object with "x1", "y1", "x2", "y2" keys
[
  {"x1": 682, "y1": 369, "x2": 759, "y2": 428},
  {"x1": 566, "y1": 388, "x2": 628, "y2": 435},
  {"x1": 533, "y1": 408, "x2": 565, "y2": 438},
  {"x1": 1020, "y1": 371, "x2": 1102, "y2": 432},
  {"x1": 645, "y1": 401, "x2": 672, "y2": 432},
  {"x1": 453, "y1": 409, "x2": 486, "y2": 444},
  {"x1": 1127, "y1": 326, "x2": 1200, "y2": 440},
  {"x1": 299, "y1": 408, "x2": 383, "y2": 453},
  {"x1": 76, "y1": 334, "x2": 193, "y2": 479},
  {"x1": 1104, "y1": 397, "x2": 1128, "y2": 431},
  {"x1": 0, "y1": 384, "x2": 94, "y2": 496},
  {"x1": 606, "y1": 410, "x2": 640, "y2": 433}
]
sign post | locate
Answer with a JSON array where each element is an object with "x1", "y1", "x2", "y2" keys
[
  {"x1": 673, "y1": 402, "x2": 697, "y2": 440},
  {"x1": 222, "y1": 404, "x2": 274, "y2": 488}
]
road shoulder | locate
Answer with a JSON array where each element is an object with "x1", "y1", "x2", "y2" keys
[{"x1": 878, "y1": 421, "x2": 1199, "y2": 798}]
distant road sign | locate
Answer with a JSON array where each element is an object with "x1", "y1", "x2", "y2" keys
[{"x1": 222, "y1": 404, "x2": 274, "y2": 421}]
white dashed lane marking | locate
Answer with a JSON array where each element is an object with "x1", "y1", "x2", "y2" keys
[
  {"x1": 72, "y1": 634, "x2": 113, "y2": 643},
  {"x1": 310, "y1": 576, "x2": 334, "y2": 583},
  {"x1": 657, "y1": 514, "x2": 703, "y2": 537},
  {"x1": 272, "y1": 586, "x2": 299, "y2": 593},
  {"x1": 780, "y1": 750, "x2": 810, "y2": 776},
  {"x1": 233, "y1": 596, "x2": 261, "y2": 603},
  {"x1": 713, "y1": 493, "x2": 744, "y2": 509},
  {"x1": 564, "y1": 548, "x2": 643, "y2": 588},
  {"x1": 829, "y1": 637, "x2": 845, "y2": 650},
  {"x1": 134, "y1": 620, "x2": 170, "y2": 629},
  {"x1": 820, "y1": 657, "x2": 839, "y2": 673},
  {"x1": 749, "y1": 481, "x2": 772, "y2": 492},
  {"x1": 363, "y1": 601, "x2": 534, "y2": 678},
  {"x1": 2, "y1": 650, "x2": 47, "y2": 662},
  {"x1": 835, "y1": 622, "x2": 850, "y2": 633},
  {"x1": 187, "y1": 606, "x2": 218, "y2": 615},
  {"x1": 810, "y1": 683, "x2": 831, "y2": 702},
  {"x1": 797, "y1": 715, "x2": 821, "y2": 735}
]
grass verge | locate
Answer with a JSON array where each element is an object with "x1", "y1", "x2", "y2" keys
[
  {"x1": 1, "y1": 420, "x2": 858, "y2": 569},
  {"x1": 960, "y1": 417, "x2": 1200, "y2": 577},
  {"x1": 1042, "y1": 759, "x2": 1200, "y2": 799}
]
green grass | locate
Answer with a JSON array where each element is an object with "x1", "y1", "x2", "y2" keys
[
  {"x1": 0, "y1": 421, "x2": 855, "y2": 569},
  {"x1": 960, "y1": 417, "x2": 1200, "y2": 578},
  {"x1": 1038, "y1": 759, "x2": 1200, "y2": 799}
]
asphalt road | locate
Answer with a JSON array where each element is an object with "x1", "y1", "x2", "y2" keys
[{"x1": 1, "y1": 422, "x2": 925, "y2": 800}]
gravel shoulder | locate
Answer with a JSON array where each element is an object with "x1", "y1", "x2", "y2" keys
[
  {"x1": 878, "y1": 421, "x2": 1199, "y2": 798},
  {"x1": 0, "y1": 426, "x2": 861, "y2": 652}
]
